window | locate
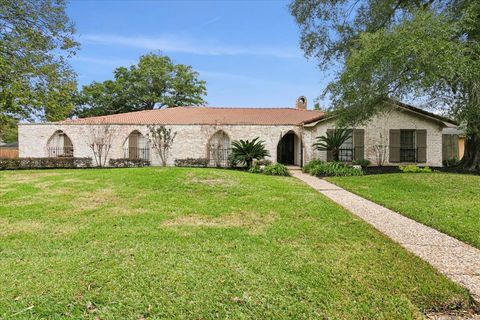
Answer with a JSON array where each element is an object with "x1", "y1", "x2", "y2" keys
[
  {"x1": 339, "y1": 130, "x2": 353, "y2": 162},
  {"x1": 124, "y1": 131, "x2": 149, "y2": 160},
  {"x1": 400, "y1": 130, "x2": 416, "y2": 162},
  {"x1": 390, "y1": 129, "x2": 426, "y2": 163},
  {"x1": 47, "y1": 131, "x2": 73, "y2": 157},
  {"x1": 326, "y1": 129, "x2": 364, "y2": 163}
]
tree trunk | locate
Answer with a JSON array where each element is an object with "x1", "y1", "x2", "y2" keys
[
  {"x1": 332, "y1": 149, "x2": 340, "y2": 162},
  {"x1": 460, "y1": 132, "x2": 480, "y2": 171}
]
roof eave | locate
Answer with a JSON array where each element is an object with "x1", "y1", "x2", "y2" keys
[{"x1": 388, "y1": 99, "x2": 458, "y2": 126}]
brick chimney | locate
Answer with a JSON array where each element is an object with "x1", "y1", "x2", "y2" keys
[{"x1": 295, "y1": 96, "x2": 307, "y2": 110}]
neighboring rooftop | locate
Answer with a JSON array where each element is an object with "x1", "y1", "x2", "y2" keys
[
  {"x1": 57, "y1": 107, "x2": 326, "y2": 126},
  {"x1": 0, "y1": 141, "x2": 18, "y2": 148}
]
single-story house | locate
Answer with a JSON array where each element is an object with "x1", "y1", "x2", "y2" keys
[{"x1": 18, "y1": 97, "x2": 459, "y2": 167}]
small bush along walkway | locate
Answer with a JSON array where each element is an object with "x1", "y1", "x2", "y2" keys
[
  {"x1": 327, "y1": 173, "x2": 480, "y2": 249},
  {"x1": 0, "y1": 168, "x2": 473, "y2": 319}
]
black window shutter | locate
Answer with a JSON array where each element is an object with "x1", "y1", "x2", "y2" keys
[
  {"x1": 416, "y1": 130, "x2": 427, "y2": 163},
  {"x1": 353, "y1": 129, "x2": 365, "y2": 161}
]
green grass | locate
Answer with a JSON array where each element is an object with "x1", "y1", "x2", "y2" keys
[
  {"x1": 0, "y1": 168, "x2": 473, "y2": 319},
  {"x1": 328, "y1": 173, "x2": 480, "y2": 249}
]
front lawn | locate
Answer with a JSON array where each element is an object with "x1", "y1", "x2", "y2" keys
[
  {"x1": 328, "y1": 173, "x2": 480, "y2": 249},
  {"x1": 0, "y1": 168, "x2": 473, "y2": 319}
]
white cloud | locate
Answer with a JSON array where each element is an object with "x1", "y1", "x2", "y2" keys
[{"x1": 79, "y1": 33, "x2": 298, "y2": 58}]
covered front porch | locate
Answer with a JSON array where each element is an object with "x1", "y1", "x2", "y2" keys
[{"x1": 276, "y1": 131, "x2": 303, "y2": 166}]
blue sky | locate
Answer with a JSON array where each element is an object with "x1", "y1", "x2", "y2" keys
[{"x1": 67, "y1": 0, "x2": 332, "y2": 109}]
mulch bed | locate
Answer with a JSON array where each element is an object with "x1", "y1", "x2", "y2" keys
[{"x1": 362, "y1": 166, "x2": 479, "y2": 175}]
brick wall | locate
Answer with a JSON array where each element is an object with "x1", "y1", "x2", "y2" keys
[
  {"x1": 304, "y1": 107, "x2": 445, "y2": 167},
  {"x1": 18, "y1": 123, "x2": 302, "y2": 166},
  {"x1": 18, "y1": 106, "x2": 446, "y2": 167}
]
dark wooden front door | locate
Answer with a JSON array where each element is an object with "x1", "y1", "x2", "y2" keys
[{"x1": 277, "y1": 133, "x2": 295, "y2": 165}]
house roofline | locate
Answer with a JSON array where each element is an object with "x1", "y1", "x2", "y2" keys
[
  {"x1": 388, "y1": 99, "x2": 458, "y2": 126},
  {"x1": 304, "y1": 100, "x2": 458, "y2": 128},
  {"x1": 18, "y1": 122, "x2": 308, "y2": 127}
]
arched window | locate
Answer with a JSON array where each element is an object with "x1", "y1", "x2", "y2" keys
[
  {"x1": 123, "y1": 131, "x2": 149, "y2": 160},
  {"x1": 207, "y1": 130, "x2": 231, "y2": 167},
  {"x1": 47, "y1": 130, "x2": 74, "y2": 157}
]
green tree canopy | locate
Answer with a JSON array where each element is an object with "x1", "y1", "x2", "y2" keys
[
  {"x1": 75, "y1": 54, "x2": 207, "y2": 117},
  {"x1": 290, "y1": 0, "x2": 480, "y2": 170},
  {"x1": 0, "y1": 0, "x2": 79, "y2": 141}
]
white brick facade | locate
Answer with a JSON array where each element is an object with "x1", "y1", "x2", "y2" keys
[
  {"x1": 18, "y1": 106, "x2": 449, "y2": 167},
  {"x1": 19, "y1": 123, "x2": 302, "y2": 166},
  {"x1": 304, "y1": 107, "x2": 446, "y2": 167}
]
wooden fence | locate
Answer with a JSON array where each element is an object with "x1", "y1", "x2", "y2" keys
[{"x1": 0, "y1": 147, "x2": 19, "y2": 159}]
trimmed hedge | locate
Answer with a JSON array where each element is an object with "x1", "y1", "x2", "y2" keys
[
  {"x1": 0, "y1": 157, "x2": 92, "y2": 170},
  {"x1": 174, "y1": 158, "x2": 208, "y2": 167},
  {"x1": 109, "y1": 158, "x2": 151, "y2": 168}
]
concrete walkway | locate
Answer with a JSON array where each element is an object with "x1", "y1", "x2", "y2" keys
[{"x1": 291, "y1": 169, "x2": 480, "y2": 305}]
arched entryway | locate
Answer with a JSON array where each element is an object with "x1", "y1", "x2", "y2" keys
[
  {"x1": 207, "y1": 130, "x2": 231, "y2": 167},
  {"x1": 123, "y1": 130, "x2": 149, "y2": 160},
  {"x1": 47, "y1": 130, "x2": 74, "y2": 157},
  {"x1": 277, "y1": 131, "x2": 302, "y2": 166}
]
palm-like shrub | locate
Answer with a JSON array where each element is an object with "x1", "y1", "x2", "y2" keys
[
  {"x1": 230, "y1": 137, "x2": 270, "y2": 168},
  {"x1": 313, "y1": 129, "x2": 351, "y2": 162}
]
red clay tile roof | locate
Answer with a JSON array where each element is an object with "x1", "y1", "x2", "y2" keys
[{"x1": 58, "y1": 107, "x2": 326, "y2": 125}]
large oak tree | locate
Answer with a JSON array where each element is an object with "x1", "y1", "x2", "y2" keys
[
  {"x1": 290, "y1": 0, "x2": 480, "y2": 170},
  {"x1": 75, "y1": 54, "x2": 207, "y2": 117},
  {"x1": 0, "y1": 0, "x2": 78, "y2": 142}
]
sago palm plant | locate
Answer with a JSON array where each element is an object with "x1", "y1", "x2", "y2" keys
[
  {"x1": 313, "y1": 129, "x2": 351, "y2": 162},
  {"x1": 230, "y1": 137, "x2": 270, "y2": 168}
]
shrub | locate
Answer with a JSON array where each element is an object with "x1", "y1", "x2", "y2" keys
[
  {"x1": 109, "y1": 158, "x2": 150, "y2": 168},
  {"x1": 263, "y1": 163, "x2": 290, "y2": 176},
  {"x1": 248, "y1": 163, "x2": 290, "y2": 176},
  {"x1": 248, "y1": 163, "x2": 263, "y2": 174},
  {"x1": 443, "y1": 157, "x2": 460, "y2": 167},
  {"x1": 352, "y1": 159, "x2": 371, "y2": 167},
  {"x1": 399, "y1": 165, "x2": 432, "y2": 173},
  {"x1": 230, "y1": 138, "x2": 270, "y2": 168},
  {"x1": 302, "y1": 159, "x2": 325, "y2": 173},
  {"x1": 0, "y1": 157, "x2": 92, "y2": 170},
  {"x1": 309, "y1": 162, "x2": 363, "y2": 177},
  {"x1": 255, "y1": 159, "x2": 272, "y2": 166},
  {"x1": 174, "y1": 158, "x2": 208, "y2": 167},
  {"x1": 309, "y1": 162, "x2": 329, "y2": 176}
]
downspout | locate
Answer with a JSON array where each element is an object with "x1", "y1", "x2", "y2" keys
[
  {"x1": 300, "y1": 140, "x2": 304, "y2": 168},
  {"x1": 300, "y1": 124, "x2": 304, "y2": 168}
]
